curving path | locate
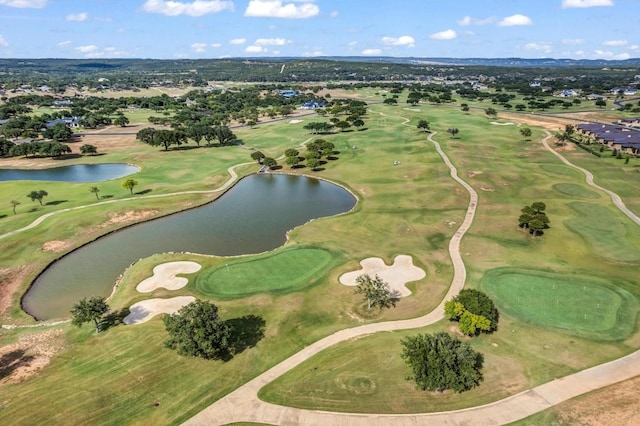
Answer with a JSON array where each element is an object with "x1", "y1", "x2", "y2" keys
[
  {"x1": 0, "y1": 162, "x2": 251, "y2": 241},
  {"x1": 185, "y1": 128, "x2": 640, "y2": 425},
  {"x1": 185, "y1": 131, "x2": 479, "y2": 425}
]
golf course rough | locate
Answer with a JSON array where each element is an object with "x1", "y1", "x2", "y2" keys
[
  {"x1": 194, "y1": 247, "x2": 338, "y2": 298},
  {"x1": 481, "y1": 268, "x2": 638, "y2": 340}
]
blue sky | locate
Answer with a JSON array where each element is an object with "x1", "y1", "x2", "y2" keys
[{"x1": 0, "y1": 0, "x2": 637, "y2": 60}]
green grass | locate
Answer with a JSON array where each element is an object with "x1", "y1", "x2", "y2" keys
[
  {"x1": 2, "y1": 89, "x2": 640, "y2": 423},
  {"x1": 481, "y1": 268, "x2": 638, "y2": 340},
  {"x1": 565, "y1": 202, "x2": 640, "y2": 262},
  {"x1": 194, "y1": 247, "x2": 339, "y2": 298}
]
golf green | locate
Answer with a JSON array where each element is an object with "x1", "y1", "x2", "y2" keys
[
  {"x1": 194, "y1": 248, "x2": 336, "y2": 298},
  {"x1": 482, "y1": 268, "x2": 637, "y2": 340}
]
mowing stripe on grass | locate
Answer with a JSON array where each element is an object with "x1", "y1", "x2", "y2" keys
[
  {"x1": 482, "y1": 268, "x2": 637, "y2": 340},
  {"x1": 194, "y1": 248, "x2": 336, "y2": 298}
]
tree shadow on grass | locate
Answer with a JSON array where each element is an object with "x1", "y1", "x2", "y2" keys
[
  {"x1": 135, "y1": 189, "x2": 152, "y2": 195},
  {"x1": 45, "y1": 200, "x2": 67, "y2": 206},
  {"x1": 0, "y1": 349, "x2": 35, "y2": 380},
  {"x1": 99, "y1": 307, "x2": 131, "y2": 332},
  {"x1": 226, "y1": 315, "x2": 266, "y2": 356},
  {"x1": 0, "y1": 214, "x2": 6, "y2": 219},
  {"x1": 100, "y1": 194, "x2": 114, "y2": 199}
]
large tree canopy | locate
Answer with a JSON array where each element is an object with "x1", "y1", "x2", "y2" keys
[
  {"x1": 401, "y1": 332, "x2": 484, "y2": 393},
  {"x1": 163, "y1": 299, "x2": 232, "y2": 360},
  {"x1": 70, "y1": 296, "x2": 109, "y2": 334},
  {"x1": 445, "y1": 289, "x2": 499, "y2": 335}
]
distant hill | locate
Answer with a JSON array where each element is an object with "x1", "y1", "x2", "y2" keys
[{"x1": 317, "y1": 56, "x2": 640, "y2": 67}]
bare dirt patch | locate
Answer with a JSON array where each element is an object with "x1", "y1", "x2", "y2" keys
[
  {"x1": 0, "y1": 328, "x2": 65, "y2": 387},
  {"x1": 42, "y1": 240, "x2": 73, "y2": 253},
  {"x1": 548, "y1": 375, "x2": 640, "y2": 425},
  {"x1": 100, "y1": 209, "x2": 158, "y2": 228},
  {"x1": 0, "y1": 265, "x2": 36, "y2": 317},
  {"x1": 468, "y1": 170, "x2": 483, "y2": 178}
]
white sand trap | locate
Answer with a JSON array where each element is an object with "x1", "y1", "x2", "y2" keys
[
  {"x1": 403, "y1": 108, "x2": 421, "y2": 112},
  {"x1": 124, "y1": 296, "x2": 196, "y2": 325},
  {"x1": 136, "y1": 261, "x2": 202, "y2": 293},
  {"x1": 289, "y1": 119, "x2": 302, "y2": 124},
  {"x1": 490, "y1": 121, "x2": 515, "y2": 126},
  {"x1": 339, "y1": 255, "x2": 425, "y2": 297}
]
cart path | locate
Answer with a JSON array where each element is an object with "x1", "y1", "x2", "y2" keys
[
  {"x1": 0, "y1": 162, "x2": 251, "y2": 241},
  {"x1": 184, "y1": 131, "x2": 478, "y2": 425},
  {"x1": 185, "y1": 130, "x2": 640, "y2": 425}
]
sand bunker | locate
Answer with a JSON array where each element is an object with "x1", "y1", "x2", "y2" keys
[
  {"x1": 403, "y1": 108, "x2": 421, "y2": 112},
  {"x1": 135, "y1": 261, "x2": 202, "y2": 293},
  {"x1": 124, "y1": 296, "x2": 196, "y2": 325},
  {"x1": 490, "y1": 121, "x2": 515, "y2": 126},
  {"x1": 339, "y1": 255, "x2": 425, "y2": 297},
  {"x1": 289, "y1": 119, "x2": 302, "y2": 124}
]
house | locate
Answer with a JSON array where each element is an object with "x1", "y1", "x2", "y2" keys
[
  {"x1": 53, "y1": 99, "x2": 74, "y2": 107},
  {"x1": 300, "y1": 100, "x2": 326, "y2": 110},
  {"x1": 45, "y1": 117, "x2": 80, "y2": 128},
  {"x1": 279, "y1": 90, "x2": 298, "y2": 98},
  {"x1": 586, "y1": 94, "x2": 605, "y2": 100},
  {"x1": 558, "y1": 89, "x2": 579, "y2": 98},
  {"x1": 619, "y1": 117, "x2": 640, "y2": 128}
]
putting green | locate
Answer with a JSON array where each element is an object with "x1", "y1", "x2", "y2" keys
[
  {"x1": 482, "y1": 268, "x2": 637, "y2": 340},
  {"x1": 194, "y1": 248, "x2": 336, "y2": 298}
]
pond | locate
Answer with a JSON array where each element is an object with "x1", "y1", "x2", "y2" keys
[
  {"x1": 0, "y1": 163, "x2": 140, "y2": 182},
  {"x1": 23, "y1": 174, "x2": 357, "y2": 320}
]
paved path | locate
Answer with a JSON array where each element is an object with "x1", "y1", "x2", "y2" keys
[
  {"x1": 0, "y1": 162, "x2": 251, "y2": 241},
  {"x1": 185, "y1": 131, "x2": 479, "y2": 425},
  {"x1": 185, "y1": 130, "x2": 640, "y2": 425}
]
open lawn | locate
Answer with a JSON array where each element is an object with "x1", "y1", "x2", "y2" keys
[{"x1": 1, "y1": 88, "x2": 640, "y2": 423}]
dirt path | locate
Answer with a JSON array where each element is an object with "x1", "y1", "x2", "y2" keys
[{"x1": 185, "y1": 128, "x2": 640, "y2": 425}]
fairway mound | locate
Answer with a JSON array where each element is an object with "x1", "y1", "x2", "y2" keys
[
  {"x1": 136, "y1": 261, "x2": 202, "y2": 293},
  {"x1": 124, "y1": 296, "x2": 196, "y2": 325},
  {"x1": 339, "y1": 255, "x2": 425, "y2": 297}
]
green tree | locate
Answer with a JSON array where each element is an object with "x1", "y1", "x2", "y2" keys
[
  {"x1": 163, "y1": 299, "x2": 232, "y2": 360},
  {"x1": 306, "y1": 157, "x2": 321, "y2": 171},
  {"x1": 80, "y1": 144, "x2": 97, "y2": 155},
  {"x1": 417, "y1": 119, "x2": 430, "y2": 133},
  {"x1": 263, "y1": 157, "x2": 277, "y2": 169},
  {"x1": 27, "y1": 190, "x2": 48, "y2": 206},
  {"x1": 121, "y1": 178, "x2": 138, "y2": 195},
  {"x1": 352, "y1": 118, "x2": 365, "y2": 130},
  {"x1": 401, "y1": 332, "x2": 483, "y2": 393},
  {"x1": 89, "y1": 186, "x2": 100, "y2": 200},
  {"x1": 519, "y1": 127, "x2": 532, "y2": 140},
  {"x1": 445, "y1": 289, "x2": 499, "y2": 334},
  {"x1": 595, "y1": 99, "x2": 607, "y2": 108},
  {"x1": 284, "y1": 148, "x2": 299, "y2": 158},
  {"x1": 485, "y1": 107, "x2": 497, "y2": 118},
  {"x1": 286, "y1": 155, "x2": 300, "y2": 167},
  {"x1": 250, "y1": 151, "x2": 265, "y2": 163},
  {"x1": 10, "y1": 199, "x2": 20, "y2": 215},
  {"x1": 70, "y1": 296, "x2": 109, "y2": 334},
  {"x1": 354, "y1": 274, "x2": 396, "y2": 310},
  {"x1": 383, "y1": 98, "x2": 398, "y2": 105},
  {"x1": 447, "y1": 128, "x2": 459, "y2": 139},
  {"x1": 113, "y1": 115, "x2": 130, "y2": 127}
]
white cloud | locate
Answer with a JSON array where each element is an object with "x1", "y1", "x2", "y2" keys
[
  {"x1": 229, "y1": 38, "x2": 246, "y2": 44},
  {"x1": 85, "y1": 47, "x2": 131, "y2": 58},
  {"x1": 57, "y1": 40, "x2": 71, "y2": 47},
  {"x1": 142, "y1": 0, "x2": 234, "y2": 17},
  {"x1": 330, "y1": 10, "x2": 338, "y2": 17},
  {"x1": 0, "y1": 0, "x2": 47, "y2": 8},
  {"x1": 562, "y1": 38, "x2": 584, "y2": 45},
  {"x1": 255, "y1": 37, "x2": 287, "y2": 46},
  {"x1": 562, "y1": 0, "x2": 614, "y2": 8},
  {"x1": 245, "y1": 45, "x2": 265, "y2": 53},
  {"x1": 361, "y1": 48, "x2": 382, "y2": 55},
  {"x1": 75, "y1": 45, "x2": 98, "y2": 53},
  {"x1": 191, "y1": 42, "x2": 207, "y2": 53},
  {"x1": 0, "y1": 34, "x2": 8, "y2": 47},
  {"x1": 498, "y1": 14, "x2": 532, "y2": 26},
  {"x1": 630, "y1": 45, "x2": 639, "y2": 51},
  {"x1": 593, "y1": 49, "x2": 630, "y2": 60},
  {"x1": 457, "y1": 15, "x2": 495, "y2": 26},
  {"x1": 524, "y1": 42, "x2": 553, "y2": 53},
  {"x1": 382, "y1": 35, "x2": 415, "y2": 46},
  {"x1": 66, "y1": 12, "x2": 88, "y2": 22},
  {"x1": 603, "y1": 39, "x2": 627, "y2": 46},
  {"x1": 211, "y1": 42, "x2": 222, "y2": 48},
  {"x1": 429, "y1": 29, "x2": 457, "y2": 40},
  {"x1": 348, "y1": 41, "x2": 357, "y2": 47},
  {"x1": 244, "y1": 0, "x2": 319, "y2": 19}
]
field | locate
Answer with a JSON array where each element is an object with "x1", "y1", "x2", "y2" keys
[{"x1": 1, "y1": 88, "x2": 640, "y2": 424}]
